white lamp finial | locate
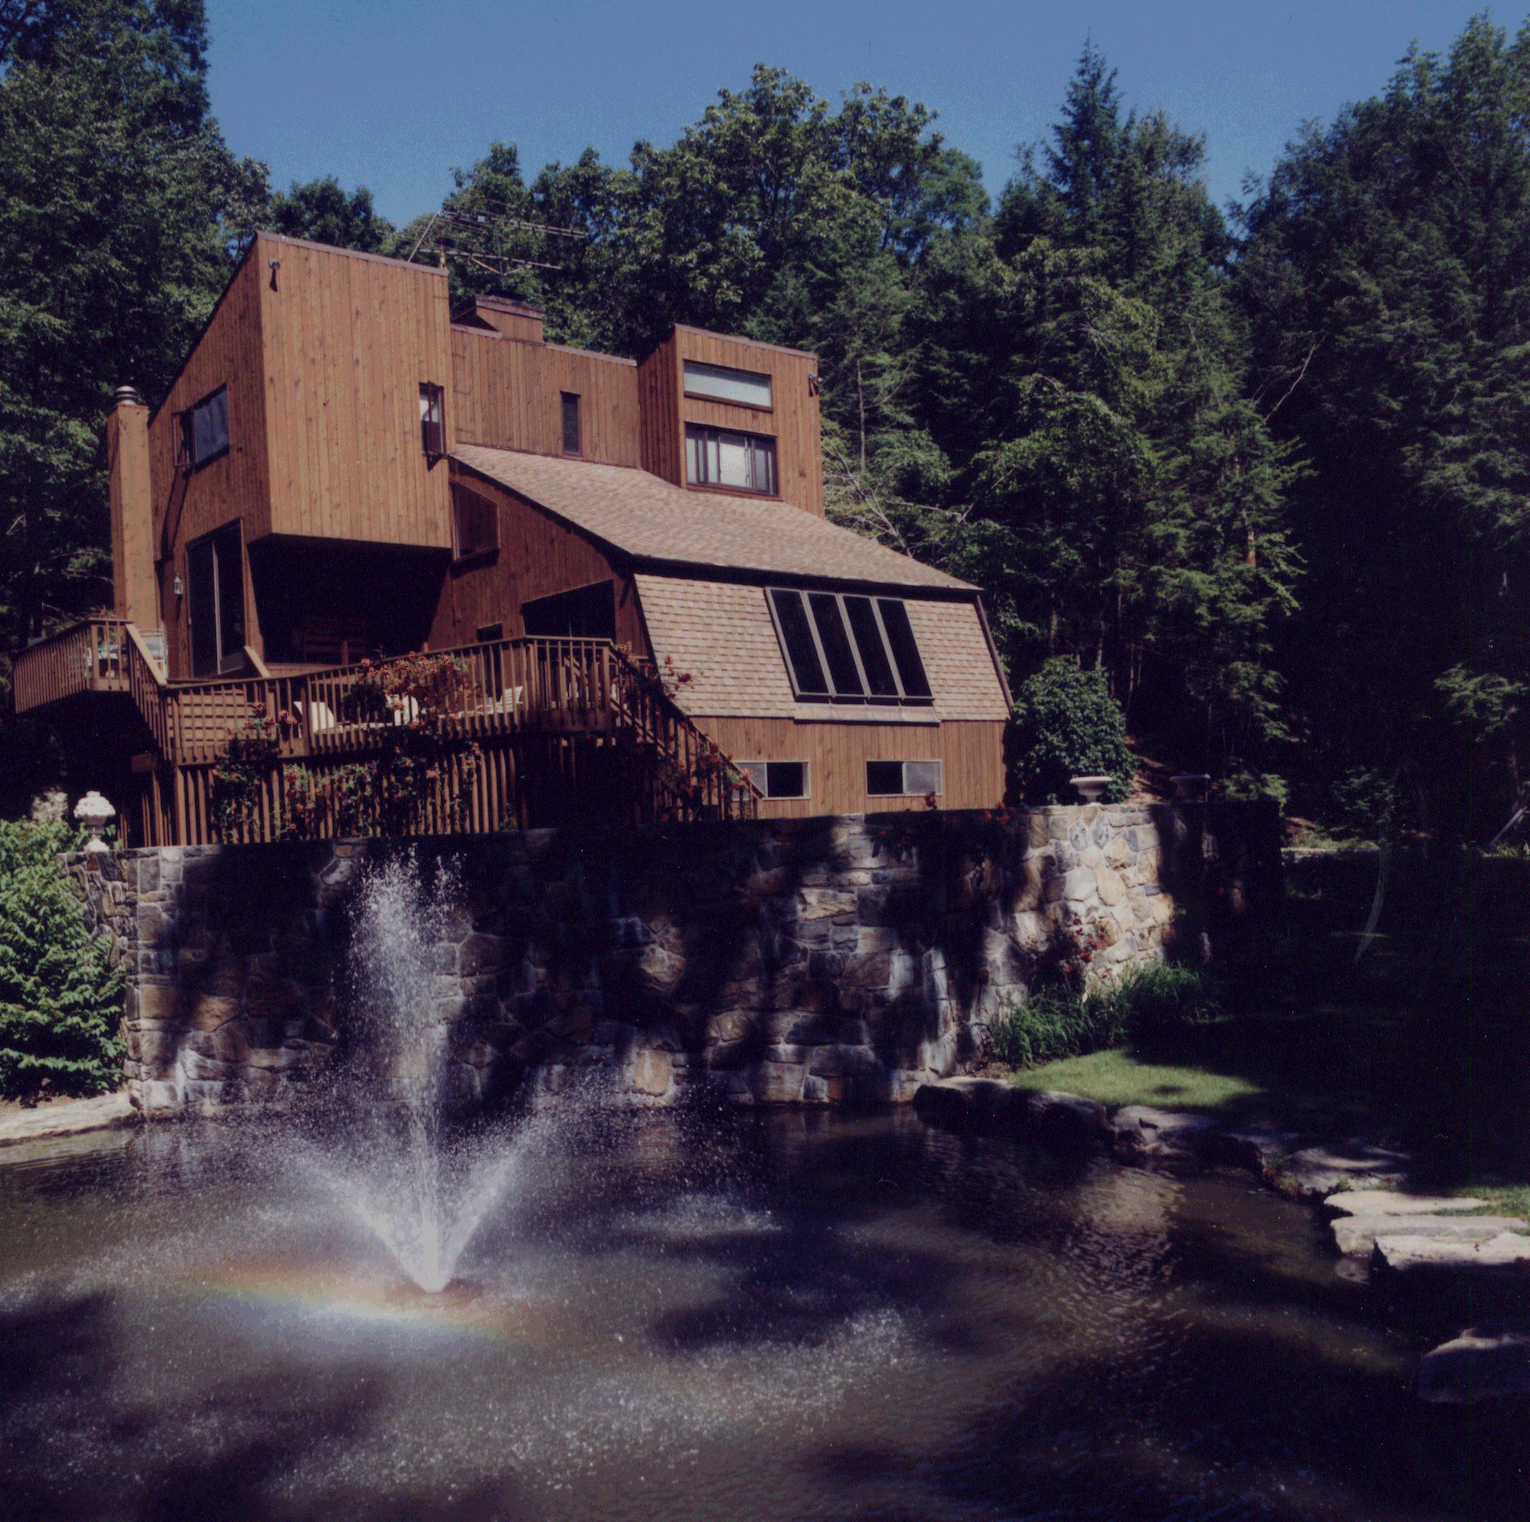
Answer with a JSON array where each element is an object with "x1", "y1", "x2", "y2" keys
[{"x1": 74, "y1": 791, "x2": 116, "y2": 853}]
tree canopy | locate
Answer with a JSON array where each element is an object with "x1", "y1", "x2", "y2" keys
[{"x1": 3, "y1": 13, "x2": 1526, "y2": 839}]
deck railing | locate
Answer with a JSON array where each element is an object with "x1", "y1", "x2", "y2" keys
[{"x1": 12, "y1": 621, "x2": 759, "y2": 840}]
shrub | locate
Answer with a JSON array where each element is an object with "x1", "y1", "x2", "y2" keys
[
  {"x1": 986, "y1": 960, "x2": 1218, "y2": 1069},
  {"x1": 986, "y1": 986, "x2": 1129, "y2": 1068},
  {"x1": 0, "y1": 821, "x2": 124, "y2": 1101},
  {"x1": 1008, "y1": 658, "x2": 1135, "y2": 805}
]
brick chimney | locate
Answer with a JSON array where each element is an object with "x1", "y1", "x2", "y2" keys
[{"x1": 107, "y1": 385, "x2": 157, "y2": 635}]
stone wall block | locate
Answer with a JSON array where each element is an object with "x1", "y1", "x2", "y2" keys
[{"x1": 1096, "y1": 866, "x2": 1126, "y2": 907}]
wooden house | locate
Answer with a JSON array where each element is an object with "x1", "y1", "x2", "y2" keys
[{"x1": 13, "y1": 234, "x2": 1011, "y2": 845}]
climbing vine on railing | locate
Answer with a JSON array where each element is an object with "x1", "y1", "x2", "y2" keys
[{"x1": 209, "y1": 655, "x2": 484, "y2": 842}]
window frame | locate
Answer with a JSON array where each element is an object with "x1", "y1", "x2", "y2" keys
[
  {"x1": 560, "y1": 391, "x2": 582, "y2": 455},
  {"x1": 685, "y1": 424, "x2": 778, "y2": 496},
  {"x1": 683, "y1": 359, "x2": 773, "y2": 411},
  {"x1": 178, "y1": 385, "x2": 230, "y2": 471},
  {"x1": 419, "y1": 382, "x2": 446, "y2": 459},
  {"x1": 866, "y1": 759, "x2": 943, "y2": 799},
  {"x1": 451, "y1": 484, "x2": 499, "y2": 561},
  {"x1": 765, "y1": 587, "x2": 933, "y2": 706},
  {"x1": 736, "y1": 759, "x2": 810, "y2": 800}
]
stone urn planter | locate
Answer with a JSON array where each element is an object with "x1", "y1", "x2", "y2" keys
[{"x1": 1069, "y1": 775, "x2": 1114, "y2": 804}]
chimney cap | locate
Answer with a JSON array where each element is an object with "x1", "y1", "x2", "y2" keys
[{"x1": 113, "y1": 384, "x2": 142, "y2": 407}]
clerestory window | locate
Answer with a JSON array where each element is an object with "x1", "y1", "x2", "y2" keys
[
  {"x1": 686, "y1": 425, "x2": 776, "y2": 495},
  {"x1": 683, "y1": 360, "x2": 772, "y2": 409},
  {"x1": 766, "y1": 588, "x2": 932, "y2": 704}
]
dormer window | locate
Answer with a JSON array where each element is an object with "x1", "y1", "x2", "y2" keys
[
  {"x1": 420, "y1": 383, "x2": 445, "y2": 458},
  {"x1": 686, "y1": 425, "x2": 776, "y2": 494},
  {"x1": 766, "y1": 588, "x2": 932, "y2": 704},
  {"x1": 179, "y1": 386, "x2": 229, "y2": 469},
  {"x1": 684, "y1": 360, "x2": 772, "y2": 409}
]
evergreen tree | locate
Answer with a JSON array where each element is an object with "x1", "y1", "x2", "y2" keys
[
  {"x1": 973, "y1": 47, "x2": 1298, "y2": 774},
  {"x1": 0, "y1": 0, "x2": 265, "y2": 660},
  {"x1": 1239, "y1": 14, "x2": 1530, "y2": 833}
]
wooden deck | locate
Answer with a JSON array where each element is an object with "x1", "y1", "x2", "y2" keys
[{"x1": 13, "y1": 619, "x2": 758, "y2": 844}]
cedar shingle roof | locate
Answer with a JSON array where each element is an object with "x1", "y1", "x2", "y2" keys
[
  {"x1": 634, "y1": 575, "x2": 1011, "y2": 722},
  {"x1": 452, "y1": 445, "x2": 973, "y2": 592}
]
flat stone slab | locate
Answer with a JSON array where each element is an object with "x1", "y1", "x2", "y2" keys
[
  {"x1": 1416, "y1": 1324, "x2": 1530, "y2": 1403},
  {"x1": 0, "y1": 1091, "x2": 136, "y2": 1148},
  {"x1": 1283, "y1": 1141, "x2": 1413, "y2": 1197},
  {"x1": 1332, "y1": 1215, "x2": 1526, "y2": 1259},
  {"x1": 1324, "y1": 1190, "x2": 1490, "y2": 1217},
  {"x1": 1373, "y1": 1230, "x2": 1530, "y2": 1279},
  {"x1": 1111, "y1": 1104, "x2": 1219, "y2": 1165}
]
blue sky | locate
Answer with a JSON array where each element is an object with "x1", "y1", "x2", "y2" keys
[{"x1": 205, "y1": 1, "x2": 1528, "y2": 226}]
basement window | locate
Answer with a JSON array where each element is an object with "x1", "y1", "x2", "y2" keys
[
  {"x1": 736, "y1": 760, "x2": 809, "y2": 800},
  {"x1": 686, "y1": 425, "x2": 776, "y2": 494},
  {"x1": 867, "y1": 759, "x2": 942, "y2": 798},
  {"x1": 179, "y1": 386, "x2": 229, "y2": 469},
  {"x1": 766, "y1": 588, "x2": 932, "y2": 704}
]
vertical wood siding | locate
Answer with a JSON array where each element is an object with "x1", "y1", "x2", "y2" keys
[
  {"x1": 429, "y1": 467, "x2": 647, "y2": 654},
  {"x1": 636, "y1": 330, "x2": 684, "y2": 486},
  {"x1": 672, "y1": 328, "x2": 823, "y2": 517},
  {"x1": 694, "y1": 717, "x2": 1006, "y2": 817},
  {"x1": 147, "y1": 252, "x2": 271, "y2": 678},
  {"x1": 449, "y1": 327, "x2": 640, "y2": 465},
  {"x1": 258, "y1": 235, "x2": 452, "y2": 551}
]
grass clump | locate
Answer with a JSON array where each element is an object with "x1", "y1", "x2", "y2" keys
[{"x1": 987, "y1": 960, "x2": 1216, "y2": 1070}]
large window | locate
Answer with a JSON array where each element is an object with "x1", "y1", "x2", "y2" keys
[
  {"x1": 179, "y1": 386, "x2": 229, "y2": 469},
  {"x1": 867, "y1": 759, "x2": 943, "y2": 798},
  {"x1": 686, "y1": 425, "x2": 776, "y2": 494},
  {"x1": 683, "y1": 360, "x2": 772, "y2": 409},
  {"x1": 766, "y1": 588, "x2": 932, "y2": 704},
  {"x1": 187, "y1": 522, "x2": 244, "y2": 676},
  {"x1": 736, "y1": 760, "x2": 809, "y2": 800},
  {"x1": 452, "y1": 485, "x2": 498, "y2": 560},
  {"x1": 522, "y1": 581, "x2": 616, "y2": 641}
]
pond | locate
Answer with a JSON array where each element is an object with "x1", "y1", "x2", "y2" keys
[{"x1": 0, "y1": 1105, "x2": 1522, "y2": 1522}]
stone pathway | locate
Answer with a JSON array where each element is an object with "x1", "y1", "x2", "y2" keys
[
  {"x1": 0, "y1": 1091, "x2": 137, "y2": 1148},
  {"x1": 912, "y1": 1076, "x2": 1530, "y2": 1403}
]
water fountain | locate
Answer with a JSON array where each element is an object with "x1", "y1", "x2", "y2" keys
[
  {"x1": 0, "y1": 855, "x2": 1524, "y2": 1518},
  {"x1": 285, "y1": 851, "x2": 523, "y2": 1297}
]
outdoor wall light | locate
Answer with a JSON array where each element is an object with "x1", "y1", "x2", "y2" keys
[{"x1": 173, "y1": 573, "x2": 183, "y2": 597}]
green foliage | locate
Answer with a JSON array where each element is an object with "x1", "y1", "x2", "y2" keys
[
  {"x1": 266, "y1": 175, "x2": 392, "y2": 253},
  {"x1": 0, "y1": 818, "x2": 123, "y2": 1100},
  {"x1": 0, "y1": 0, "x2": 266, "y2": 657},
  {"x1": 1240, "y1": 14, "x2": 1530, "y2": 836},
  {"x1": 988, "y1": 959, "x2": 1217, "y2": 1069},
  {"x1": 1008, "y1": 657, "x2": 1134, "y2": 804}
]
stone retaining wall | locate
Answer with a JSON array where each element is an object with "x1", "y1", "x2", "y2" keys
[{"x1": 67, "y1": 803, "x2": 1277, "y2": 1115}]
